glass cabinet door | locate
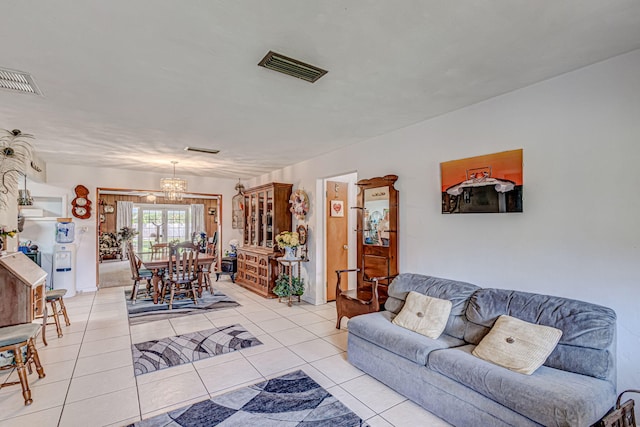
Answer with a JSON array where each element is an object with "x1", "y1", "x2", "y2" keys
[
  {"x1": 266, "y1": 189, "x2": 273, "y2": 248},
  {"x1": 243, "y1": 195, "x2": 250, "y2": 245},
  {"x1": 257, "y1": 191, "x2": 265, "y2": 246}
]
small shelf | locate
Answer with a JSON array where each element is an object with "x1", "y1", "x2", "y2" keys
[{"x1": 20, "y1": 195, "x2": 67, "y2": 219}]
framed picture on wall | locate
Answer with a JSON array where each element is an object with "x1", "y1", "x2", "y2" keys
[
  {"x1": 330, "y1": 200, "x2": 344, "y2": 217},
  {"x1": 441, "y1": 149, "x2": 523, "y2": 214}
]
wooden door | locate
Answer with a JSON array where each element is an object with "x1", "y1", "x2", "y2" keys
[{"x1": 326, "y1": 180, "x2": 348, "y2": 301}]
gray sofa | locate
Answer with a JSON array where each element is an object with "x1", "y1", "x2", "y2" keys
[{"x1": 347, "y1": 274, "x2": 617, "y2": 427}]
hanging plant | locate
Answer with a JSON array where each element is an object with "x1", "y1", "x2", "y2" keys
[{"x1": 289, "y1": 189, "x2": 309, "y2": 220}]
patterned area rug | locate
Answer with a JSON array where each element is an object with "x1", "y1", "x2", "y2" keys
[
  {"x1": 133, "y1": 324, "x2": 262, "y2": 376},
  {"x1": 129, "y1": 370, "x2": 368, "y2": 426},
  {"x1": 126, "y1": 290, "x2": 240, "y2": 325}
]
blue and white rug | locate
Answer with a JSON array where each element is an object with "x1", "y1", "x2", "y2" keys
[
  {"x1": 129, "y1": 369, "x2": 368, "y2": 426},
  {"x1": 133, "y1": 324, "x2": 262, "y2": 376},
  {"x1": 126, "y1": 290, "x2": 240, "y2": 325}
]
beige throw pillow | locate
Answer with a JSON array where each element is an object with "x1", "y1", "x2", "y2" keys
[
  {"x1": 472, "y1": 315, "x2": 563, "y2": 375},
  {"x1": 392, "y1": 291, "x2": 452, "y2": 339}
]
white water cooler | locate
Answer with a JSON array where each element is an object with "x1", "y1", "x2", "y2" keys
[{"x1": 53, "y1": 243, "x2": 77, "y2": 297}]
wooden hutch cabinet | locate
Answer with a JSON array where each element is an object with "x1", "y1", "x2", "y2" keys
[{"x1": 236, "y1": 182, "x2": 292, "y2": 297}]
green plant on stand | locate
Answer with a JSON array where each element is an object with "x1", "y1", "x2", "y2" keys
[{"x1": 273, "y1": 273, "x2": 304, "y2": 298}]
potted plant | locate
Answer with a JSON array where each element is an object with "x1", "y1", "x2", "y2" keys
[
  {"x1": 275, "y1": 231, "x2": 300, "y2": 260},
  {"x1": 273, "y1": 273, "x2": 305, "y2": 298}
]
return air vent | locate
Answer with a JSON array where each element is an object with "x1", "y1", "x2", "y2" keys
[
  {"x1": 184, "y1": 147, "x2": 220, "y2": 155},
  {"x1": 0, "y1": 67, "x2": 42, "y2": 95},
  {"x1": 258, "y1": 51, "x2": 328, "y2": 83}
]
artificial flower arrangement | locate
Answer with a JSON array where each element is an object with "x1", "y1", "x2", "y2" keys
[
  {"x1": 226, "y1": 238, "x2": 239, "y2": 256},
  {"x1": 275, "y1": 231, "x2": 300, "y2": 249},
  {"x1": 0, "y1": 226, "x2": 17, "y2": 251},
  {"x1": 118, "y1": 226, "x2": 138, "y2": 242},
  {"x1": 0, "y1": 226, "x2": 17, "y2": 239}
]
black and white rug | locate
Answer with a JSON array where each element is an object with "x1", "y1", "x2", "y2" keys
[
  {"x1": 126, "y1": 290, "x2": 240, "y2": 326},
  {"x1": 129, "y1": 370, "x2": 368, "y2": 426},
  {"x1": 133, "y1": 324, "x2": 262, "y2": 376}
]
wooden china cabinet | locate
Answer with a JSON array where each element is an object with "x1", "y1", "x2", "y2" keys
[{"x1": 236, "y1": 182, "x2": 293, "y2": 298}]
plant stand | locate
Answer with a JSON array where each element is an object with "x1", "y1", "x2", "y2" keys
[{"x1": 276, "y1": 257, "x2": 307, "y2": 306}]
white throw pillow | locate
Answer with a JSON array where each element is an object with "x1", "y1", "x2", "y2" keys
[
  {"x1": 472, "y1": 315, "x2": 563, "y2": 375},
  {"x1": 392, "y1": 291, "x2": 452, "y2": 339}
]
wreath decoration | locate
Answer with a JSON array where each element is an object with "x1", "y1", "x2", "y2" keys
[{"x1": 289, "y1": 189, "x2": 309, "y2": 220}]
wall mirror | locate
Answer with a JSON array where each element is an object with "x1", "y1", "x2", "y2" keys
[{"x1": 363, "y1": 186, "x2": 390, "y2": 246}]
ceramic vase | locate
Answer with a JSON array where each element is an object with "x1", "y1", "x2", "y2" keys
[{"x1": 284, "y1": 246, "x2": 297, "y2": 260}]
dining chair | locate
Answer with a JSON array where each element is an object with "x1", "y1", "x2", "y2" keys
[
  {"x1": 200, "y1": 242, "x2": 217, "y2": 295},
  {"x1": 174, "y1": 241, "x2": 199, "y2": 254},
  {"x1": 127, "y1": 242, "x2": 153, "y2": 304},
  {"x1": 161, "y1": 248, "x2": 199, "y2": 309},
  {"x1": 150, "y1": 243, "x2": 170, "y2": 260}
]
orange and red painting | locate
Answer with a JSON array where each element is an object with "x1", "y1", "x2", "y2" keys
[{"x1": 441, "y1": 149, "x2": 523, "y2": 214}]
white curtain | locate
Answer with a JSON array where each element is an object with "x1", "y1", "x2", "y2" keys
[
  {"x1": 116, "y1": 201, "x2": 134, "y2": 232},
  {"x1": 191, "y1": 204, "x2": 205, "y2": 237}
]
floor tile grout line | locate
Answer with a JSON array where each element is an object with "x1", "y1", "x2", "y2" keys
[{"x1": 57, "y1": 290, "x2": 96, "y2": 427}]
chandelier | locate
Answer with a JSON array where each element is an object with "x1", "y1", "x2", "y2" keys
[{"x1": 160, "y1": 161, "x2": 187, "y2": 201}]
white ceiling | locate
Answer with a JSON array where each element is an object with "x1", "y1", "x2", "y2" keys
[{"x1": 2, "y1": 1, "x2": 640, "y2": 179}]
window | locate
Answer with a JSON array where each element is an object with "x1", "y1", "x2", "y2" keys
[{"x1": 132, "y1": 204, "x2": 191, "y2": 251}]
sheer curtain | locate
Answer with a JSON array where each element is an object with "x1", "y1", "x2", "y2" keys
[
  {"x1": 116, "y1": 201, "x2": 133, "y2": 232},
  {"x1": 191, "y1": 204, "x2": 205, "y2": 237}
]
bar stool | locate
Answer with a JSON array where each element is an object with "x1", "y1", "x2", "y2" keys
[
  {"x1": 0, "y1": 323, "x2": 46, "y2": 405},
  {"x1": 41, "y1": 289, "x2": 71, "y2": 346}
]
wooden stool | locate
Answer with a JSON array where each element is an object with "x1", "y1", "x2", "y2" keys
[
  {"x1": 41, "y1": 289, "x2": 70, "y2": 346},
  {"x1": 0, "y1": 323, "x2": 46, "y2": 405}
]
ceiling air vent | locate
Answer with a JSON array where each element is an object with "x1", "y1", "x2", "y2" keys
[
  {"x1": 184, "y1": 147, "x2": 220, "y2": 155},
  {"x1": 0, "y1": 67, "x2": 42, "y2": 95},
  {"x1": 258, "y1": 51, "x2": 328, "y2": 83}
]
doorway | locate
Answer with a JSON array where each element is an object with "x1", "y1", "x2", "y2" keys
[
  {"x1": 323, "y1": 172, "x2": 357, "y2": 302},
  {"x1": 95, "y1": 188, "x2": 222, "y2": 289}
]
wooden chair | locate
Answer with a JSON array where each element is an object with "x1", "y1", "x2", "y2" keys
[
  {"x1": 160, "y1": 248, "x2": 199, "y2": 309},
  {"x1": 150, "y1": 243, "x2": 170, "y2": 260},
  {"x1": 200, "y1": 242, "x2": 217, "y2": 295},
  {"x1": 0, "y1": 323, "x2": 45, "y2": 405},
  {"x1": 126, "y1": 242, "x2": 153, "y2": 304},
  {"x1": 335, "y1": 269, "x2": 395, "y2": 329},
  {"x1": 174, "y1": 241, "x2": 199, "y2": 254}
]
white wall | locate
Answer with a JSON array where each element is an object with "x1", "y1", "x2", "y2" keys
[
  {"x1": 22, "y1": 163, "x2": 241, "y2": 292},
  {"x1": 253, "y1": 49, "x2": 640, "y2": 393}
]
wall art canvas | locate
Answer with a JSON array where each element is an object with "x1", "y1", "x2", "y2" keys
[{"x1": 441, "y1": 149, "x2": 523, "y2": 214}]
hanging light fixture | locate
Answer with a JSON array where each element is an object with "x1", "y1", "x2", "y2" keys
[
  {"x1": 17, "y1": 172, "x2": 33, "y2": 206},
  {"x1": 160, "y1": 161, "x2": 187, "y2": 201}
]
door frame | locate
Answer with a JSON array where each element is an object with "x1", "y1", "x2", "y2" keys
[
  {"x1": 320, "y1": 172, "x2": 358, "y2": 304},
  {"x1": 95, "y1": 187, "x2": 222, "y2": 288}
]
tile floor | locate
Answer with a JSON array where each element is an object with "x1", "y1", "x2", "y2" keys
[{"x1": 0, "y1": 279, "x2": 451, "y2": 427}]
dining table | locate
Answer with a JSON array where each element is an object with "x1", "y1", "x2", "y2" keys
[{"x1": 136, "y1": 251, "x2": 216, "y2": 304}]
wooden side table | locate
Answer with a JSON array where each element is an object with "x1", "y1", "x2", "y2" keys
[
  {"x1": 216, "y1": 256, "x2": 237, "y2": 283},
  {"x1": 276, "y1": 257, "x2": 308, "y2": 307}
]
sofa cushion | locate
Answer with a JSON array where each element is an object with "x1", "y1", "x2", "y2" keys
[
  {"x1": 392, "y1": 292, "x2": 452, "y2": 339},
  {"x1": 348, "y1": 311, "x2": 465, "y2": 366},
  {"x1": 465, "y1": 288, "x2": 616, "y2": 381},
  {"x1": 472, "y1": 315, "x2": 562, "y2": 375},
  {"x1": 384, "y1": 274, "x2": 479, "y2": 340},
  {"x1": 429, "y1": 344, "x2": 616, "y2": 427}
]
